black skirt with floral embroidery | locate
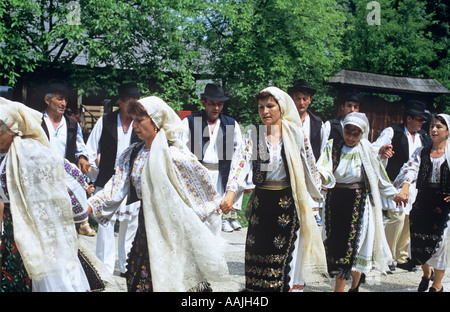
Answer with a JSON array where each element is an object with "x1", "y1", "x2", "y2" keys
[
  {"x1": 324, "y1": 187, "x2": 367, "y2": 280},
  {"x1": 244, "y1": 186, "x2": 299, "y2": 292}
]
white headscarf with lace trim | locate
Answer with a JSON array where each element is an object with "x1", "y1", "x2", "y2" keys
[
  {"x1": 343, "y1": 112, "x2": 393, "y2": 274},
  {"x1": 0, "y1": 97, "x2": 83, "y2": 288}
]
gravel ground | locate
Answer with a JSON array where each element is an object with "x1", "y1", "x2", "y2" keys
[{"x1": 79, "y1": 226, "x2": 449, "y2": 293}]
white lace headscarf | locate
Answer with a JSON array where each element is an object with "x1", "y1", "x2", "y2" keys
[
  {"x1": 0, "y1": 97, "x2": 81, "y2": 286},
  {"x1": 343, "y1": 112, "x2": 393, "y2": 274},
  {"x1": 437, "y1": 114, "x2": 450, "y2": 170},
  {"x1": 134, "y1": 96, "x2": 229, "y2": 291},
  {"x1": 260, "y1": 87, "x2": 328, "y2": 281}
]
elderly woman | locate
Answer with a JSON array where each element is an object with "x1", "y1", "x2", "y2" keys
[
  {"x1": 220, "y1": 86, "x2": 327, "y2": 292},
  {"x1": 316, "y1": 112, "x2": 397, "y2": 292},
  {"x1": 0, "y1": 97, "x2": 98, "y2": 292},
  {"x1": 88, "y1": 96, "x2": 229, "y2": 292},
  {"x1": 394, "y1": 114, "x2": 450, "y2": 292}
]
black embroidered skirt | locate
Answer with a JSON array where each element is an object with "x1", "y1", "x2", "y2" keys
[
  {"x1": 124, "y1": 207, "x2": 153, "y2": 292},
  {"x1": 245, "y1": 186, "x2": 299, "y2": 292},
  {"x1": 324, "y1": 187, "x2": 366, "y2": 279},
  {"x1": 410, "y1": 187, "x2": 450, "y2": 266}
]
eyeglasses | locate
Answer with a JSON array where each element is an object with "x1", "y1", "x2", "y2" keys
[{"x1": 413, "y1": 116, "x2": 425, "y2": 123}]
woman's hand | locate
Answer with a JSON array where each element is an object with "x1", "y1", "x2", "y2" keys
[
  {"x1": 219, "y1": 191, "x2": 236, "y2": 215},
  {"x1": 444, "y1": 193, "x2": 450, "y2": 203},
  {"x1": 87, "y1": 205, "x2": 92, "y2": 215},
  {"x1": 393, "y1": 183, "x2": 410, "y2": 207}
]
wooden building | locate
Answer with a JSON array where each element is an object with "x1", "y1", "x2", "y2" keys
[{"x1": 326, "y1": 69, "x2": 450, "y2": 142}]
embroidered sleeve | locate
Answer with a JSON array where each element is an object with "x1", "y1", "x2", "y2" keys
[
  {"x1": 88, "y1": 145, "x2": 135, "y2": 225},
  {"x1": 226, "y1": 130, "x2": 254, "y2": 194},
  {"x1": 63, "y1": 159, "x2": 88, "y2": 223},
  {"x1": 171, "y1": 146, "x2": 222, "y2": 222},
  {"x1": 316, "y1": 139, "x2": 336, "y2": 189},
  {"x1": 393, "y1": 146, "x2": 423, "y2": 188}
]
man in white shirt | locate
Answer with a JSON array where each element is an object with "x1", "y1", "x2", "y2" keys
[
  {"x1": 287, "y1": 79, "x2": 327, "y2": 225},
  {"x1": 181, "y1": 84, "x2": 243, "y2": 234},
  {"x1": 41, "y1": 80, "x2": 94, "y2": 236},
  {"x1": 86, "y1": 82, "x2": 142, "y2": 275},
  {"x1": 373, "y1": 100, "x2": 431, "y2": 272}
]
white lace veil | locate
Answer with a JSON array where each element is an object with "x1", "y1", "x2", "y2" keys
[
  {"x1": 135, "y1": 96, "x2": 229, "y2": 291},
  {"x1": 0, "y1": 97, "x2": 82, "y2": 285}
]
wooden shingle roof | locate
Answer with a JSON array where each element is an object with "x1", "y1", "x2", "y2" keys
[{"x1": 327, "y1": 69, "x2": 450, "y2": 96}]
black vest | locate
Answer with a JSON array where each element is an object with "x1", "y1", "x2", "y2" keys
[
  {"x1": 327, "y1": 118, "x2": 343, "y2": 142},
  {"x1": 41, "y1": 114, "x2": 78, "y2": 164},
  {"x1": 385, "y1": 124, "x2": 431, "y2": 181},
  {"x1": 95, "y1": 110, "x2": 141, "y2": 187},
  {"x1": 186, "y1": 112, "x2": 236, "y2": 190},
  {"x1": 416, "y1": 145, "x2": 450, "y2": 193},
  {"x1": 308, "y1": 111, "x2": 323, "y2": 160}
]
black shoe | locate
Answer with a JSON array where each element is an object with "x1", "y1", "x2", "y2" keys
[
  {"x1": 418, "y1": 270, "x2": 434, "y2": 292},
  {"x1": 388, "y1": 263, "x2": 396, "y2": 273},
  {"x1": 429, "y1": 285, "x2": 443, "y2": 292},
  {"x1": 348, "y1": 273, "x2": 365, "y2": 292},
  {"x1": 397, "y1": 259, "x2": 417, "y2": 272}
]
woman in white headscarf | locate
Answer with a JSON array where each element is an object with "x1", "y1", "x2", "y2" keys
[
  {"x1": 316, "y1": 112, "x2": 396, "y2": 292},
  {"x1": 0, "y1": 97, "x2": 96, "y2": 292},
  {"x1": 220, "y1": 86, "x2": 327, "y2": 292},
  {"x1": 88, "y1": 96, "x2": 229, "y2": 292},
  {"x1": 394, "y1": 113, "x2": 450, "y2": 292}
]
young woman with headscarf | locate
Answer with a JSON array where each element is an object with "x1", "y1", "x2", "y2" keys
[
  {"x1": 394, "y1": 113, "x2": 450, "y2": 292},
  {"x1": 0, "y1": 97, "x2": 103, "y2": 292},
  {"x1": 87, "y1": 96, "x2": 229, "y2": 292},
  {"x1": 220, "y1": 86, "x2": 327, "y2": 292},
  {"x1": 316, "y1": 112, "x2": 397, "y2": 292}
]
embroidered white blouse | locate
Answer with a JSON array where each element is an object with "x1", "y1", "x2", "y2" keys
[
  {"x1": 393, "y1": 146, "x2": 447, "y2": 188},
  {"x1": 226, "y1": 129, "x2": 319, "y2": 197}
]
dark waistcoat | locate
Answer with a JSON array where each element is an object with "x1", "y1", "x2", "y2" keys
[
  {"x1": 41, "y1": 114, "x2": 78, "y2": 165},
  {"x1": 95, "y1": 110, "x2": 141, "y2": 187},
  {"x1": 385, "y1": 124, "x2": 431, "y2": 181},
  {"x1": 186, "y1": 112, "x2": 236, "y2": 190}
]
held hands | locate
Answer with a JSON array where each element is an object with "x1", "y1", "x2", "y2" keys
[
  {"x1": 393, "y1": 184, "x2": 410, "y2": 208},
  {"x1": 219, "y1": 191, "x2": 236, "y2": 215},
  {"x1": 379, "y1": 144, "x2": 395, "y2": 159},
  {"x1": 78, "y1": 156, "x2": 92, "y2": 174}
]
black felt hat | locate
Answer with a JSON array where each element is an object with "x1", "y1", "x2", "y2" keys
[
  {"x1": 200, "y1": 83, "x2": 229, "y2": 102},
  {"x1": 118, "y1": 82, "x2": 141, "y2": 98},
  {"x1": 404, "y1": 100, "x2": 427, "y2": 118},
  {"x1": 46, "y1": 79, "x2": 70, "y2": 96},
  {"x1": 344, "y1": 89, "x2": 361, "y2": 103},
  {"x1": 287, "y1": 79, "x2": 316, "y2": 96}
]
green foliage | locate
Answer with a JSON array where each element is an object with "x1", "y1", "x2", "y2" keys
[
  {"x1": 195, "y1": 0, "x2": 349, "y2": 124},
  {"x1": 0, "y1": 0, "x2": 448, "y2": 117}
]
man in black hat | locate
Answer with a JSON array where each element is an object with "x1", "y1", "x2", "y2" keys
[
  {"x1": 373, "y1": 100, "x2": 431, "y2": 273},
  {"x1": 181, "y1": 83, "x2": 244, "y2": 234},
  {"x1": 288, "y1": 79, "x2": 327, "y2": 225},
  {"x1": 323, "y1": 89, "x2": 362, "y2": 142},
  {"x1": 86, "y1": 81, "x2": 142, "y2": 275}
]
